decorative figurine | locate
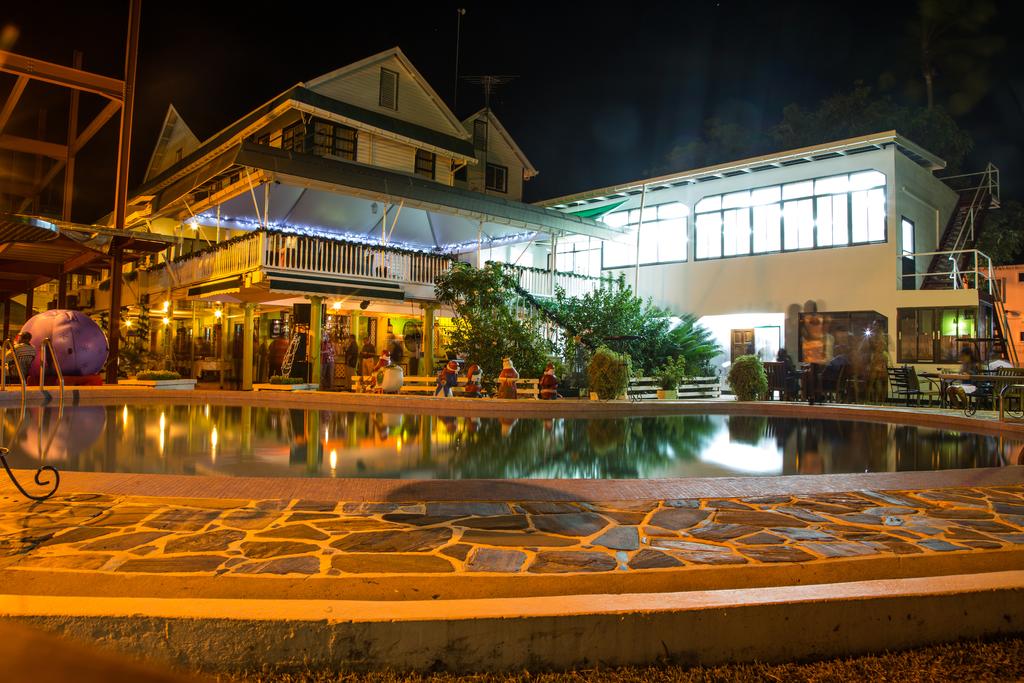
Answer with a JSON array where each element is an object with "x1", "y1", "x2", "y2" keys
[
  {"x1": 539, "y1": 362, "x2": 560, "y2": 400},
  {"x1": 463, "y1": 363, "x2": 486, "y2": 398},
  {"x1": 495, "y1": 357, "x2": 519, "y2": 399},
  {"x1": 434, "y1": 360, "x2": 459, "y2": 397}
]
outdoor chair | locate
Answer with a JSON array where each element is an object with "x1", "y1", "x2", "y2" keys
[
  {"x1": 887, "y1": 366, "x2": 932, "y2": 406},
  {"x1": 763, "y1": 361, "x2": 786, "y2": 400}
]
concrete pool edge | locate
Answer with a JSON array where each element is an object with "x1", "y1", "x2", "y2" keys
[
  {"x1": 1, "y1": 545, "x2": 1021, "y2": 602},
  {"x1": 3, "y1": 569, "x2": 1022, "y2": 672}
]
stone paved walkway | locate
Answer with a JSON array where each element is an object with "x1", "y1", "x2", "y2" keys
[{"x1": 0, "y1": 484, "x2": 1022, "y2": 579}]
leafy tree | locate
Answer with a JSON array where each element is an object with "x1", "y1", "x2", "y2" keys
[
  {"x1": 774, "y1": 83, "x2": 973, "y2": 170},
  {"x1": 906, "y1": 0, "x2": 1002, "y2": 114},
  {"x1": 542, "y1": 275, "x2": 719, "y2": 376},
  {"x1": 434, "y1": 262, "x2": 552, "y2": 383},
  {"x1": 976, "y1": 200, "x2": 1024, "y2": 266}
]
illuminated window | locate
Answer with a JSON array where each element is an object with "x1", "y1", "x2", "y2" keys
[
  {"x1": 312, "y1": 120, "x2": 357, "y2": 160},
  {"x1": 601, "y1": 202, "x2": 689, "y2": 267},
  {"x1": 695, "y1": 170, "x2": 886, "y2": 261}
]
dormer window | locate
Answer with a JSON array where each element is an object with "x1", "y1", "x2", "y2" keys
[{"x1": 379, "y1": 68, "x2": 399, "y2": 110}]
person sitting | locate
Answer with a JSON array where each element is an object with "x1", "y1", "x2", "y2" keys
[
  {"x1": 495, "y1": 357, "x2": 519, "y2": 399},
  {"x1": 539, "y1": 362, "x2": 560, "y2": 400},
  {"x1": 775, "y1": 348, "x2": 800, "y2": 400},
  {"x1": 947, "y1": 346, "x2": 981, "y2": 408},
  {"x1": 434, "y1": 360, "x2": 459, "y2": 397},
  {"x1": 4, "y1": 332, "x2": 35, "y2": 381},
  {"x1": 463, "y1": 363, "x2": 486, "y2": 398}
]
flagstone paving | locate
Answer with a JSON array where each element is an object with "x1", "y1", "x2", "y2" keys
[{"x1": 0, "y1": 485, "x2": 1021, "y2": 579}]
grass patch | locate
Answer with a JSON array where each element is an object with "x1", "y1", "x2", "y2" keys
[
  {"x1": 135, "y1": 370, "x2": 182, "y2": 381},
  {"x1": 269, "y1": 376, "x2": 304, "y2": 385},
  {"x1": 224, "y1": 636, "x2": 1024, "y2": 682}
]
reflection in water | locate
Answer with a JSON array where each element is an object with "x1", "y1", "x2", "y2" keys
[{"x1": 0, "y1": 403, "x2": 1018, "y2": 480}]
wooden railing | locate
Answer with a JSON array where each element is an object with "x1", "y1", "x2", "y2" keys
[{"x1": 166, "y1": 232, "x2": 264, "y2": 288}]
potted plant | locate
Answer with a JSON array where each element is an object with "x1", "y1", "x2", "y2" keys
[
  {"x1": 727, "y1": 354, "x2": 768, "y2": 401},
  {"x1": 654, "y1": 356, "x2": 687, "y2": 400},
  {"x1": 586, "y1": 346, "x2": 631, "y2": 400}
]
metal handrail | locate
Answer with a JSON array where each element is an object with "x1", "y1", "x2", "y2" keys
[
  {"x1": 903, "y1": 248, "x2": 993, "y2": 291},
  {"x1": 1, "y1": 338, "x2": 28, "y2": 405},
  {"x1": 38, "y1": 337, "x2": 65, "y2": 410}
]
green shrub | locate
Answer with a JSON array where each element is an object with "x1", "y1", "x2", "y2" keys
[
  {"x1": 136, "y1": 370, "x2": 181, "y2": 381},
  {"x1": 586, "y1": 346, "x2": 631, "y2": 400},
  {"x1": 727, "y1": 355, "x2": 768, "y2": 401},
  {"x1": 653, "y1": 355, "x2": 688, "y2": 390},
  {"x1": 269, "y1": 375, "x2": 304, "y2": 385}
]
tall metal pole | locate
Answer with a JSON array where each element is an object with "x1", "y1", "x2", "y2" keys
[
  {"x1": 105, "y1": 0, "x2": 141, "y2": 384},
  {"x1": 633, "y1": 184, "x2": 647, "y2": 293},
  {"x1": 453, "y1": 8, "x2": 466, "y2": 112}
]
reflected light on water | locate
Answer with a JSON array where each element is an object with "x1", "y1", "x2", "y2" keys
[
  {"x1": 699, "y1": 431, "x2": 783, "y2": 474},
  {"x1": 204, "y1": 404, "x2": 210, "y2": 418},
  {"x1": 329, "y1": 449, "x2": 338, "y2": 472},
  {"x1": 158, "y1": 411, "x2": 166, "y2": 455},
  {"x1": 122, "y1": 405, "x2": 128, "y2": 424},
  {"x1": 210, "y1": 426, "x2": 219, "y2": 462}
]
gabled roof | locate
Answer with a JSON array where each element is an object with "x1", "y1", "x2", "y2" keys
[
  {"x1": 463, "y1": 108, "x2": 538, "y2": 178},
  {"x1": 143, "y1": 104, "x2": 200, "y2": 183},
  {"x1": 539, "y1": 131, "x2": 946, "y2": 209},
  {"x1": 304, "y1": 47, "x2": 468, "y2": 140},
  {"x1": 130, "y1": 86, "x2": 477, "y2": 211}
]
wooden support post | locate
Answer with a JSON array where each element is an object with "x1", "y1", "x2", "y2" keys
[
  {"x1": 56, "y1": 272, "x2": 67, "y2": 309},
  {"x1": 309, "y1": 296, "x2": 322, "y2": 386},
  {"x1": 107, "y1": 0, "x2": 141, "y2": 385},
  {"x1": 62, "y1": 50, "x2": 82, "y2": 222},
  {"x1": 2, "y1": 296, "x2": 9, "y2": 339},
  {"x1": 24, "y1": 288, "x2": 33, "y2": 320},
  {"x1": 422, "y1": 304, "x2": 435, "y2": 376},
  {"x1": 242, "y1": 303, "x2": 254, "y2": 391},
  {"x1": 104, "y1": 246, "x2": 123, "y2": 383}
]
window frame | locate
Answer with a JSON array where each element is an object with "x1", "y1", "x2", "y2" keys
[
  {"x1": 693, "y1": 170, "x2": 888, "y2": 262},
  {"x1": 896, "y1": 305, "x2": 980, "y2": 364},
  {"x1": 414, "y1": 149, "x2": 436, "y2": 180},
  {"x1": 601, "y1": 202, "x2": 690, "y2": 269},
  {"x1": 485, "y1": 162, "x2": 508, "y2": 193}
]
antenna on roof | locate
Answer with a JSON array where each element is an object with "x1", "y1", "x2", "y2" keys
[{"x1": 462, "y1": 75, "x2": 517, "y2": 113}]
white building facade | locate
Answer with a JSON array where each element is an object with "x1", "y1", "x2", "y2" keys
[{"x1": 541, "y1": 132, "x2": 1003, "y2": 373}]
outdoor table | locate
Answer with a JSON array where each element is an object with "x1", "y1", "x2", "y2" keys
[
  {"x1": 938, "y1": 372, "x2": 1010, "y2": 412},
  {"x1": 192, "y1": 358, "x2": 228, "y2": 388}
]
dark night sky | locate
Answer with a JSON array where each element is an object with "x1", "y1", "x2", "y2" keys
[{"x1": 3, "y1": 0, "x2": 1024, "y2": 223}]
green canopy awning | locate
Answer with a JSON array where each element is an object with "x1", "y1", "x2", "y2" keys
[{"x1": 565, "y1": 199, "x2": 628, "y2": 221}]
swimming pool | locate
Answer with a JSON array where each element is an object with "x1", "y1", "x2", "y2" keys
[{"x1": 1, "y1": 402, "x2": 1018, "y2": 480}]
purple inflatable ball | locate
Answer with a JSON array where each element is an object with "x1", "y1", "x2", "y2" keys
[{"x1": 19, "y1": 309, "x2": 109, "y2": 377}]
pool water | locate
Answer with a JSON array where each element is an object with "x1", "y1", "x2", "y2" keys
[{"x1": 1, "y1": 403, "x2": 1019, "y2": 480}]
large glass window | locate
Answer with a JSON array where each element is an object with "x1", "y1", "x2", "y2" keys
[
  {"x1": 601, "y1": 202, "x2": 689, "y2": 268},
  {"x1": 799, "y1": 310, "x2": 887, "y2": 363},
  {"x1": 694, "y1": 170, "x2": 887, "y2": 260},
  {"x1": 556, "y1": 235, "x2": 602, "y2": 276},
  {"x1": 313, "y1": 120, "x2": 357, "y2": 160},
  {"x1": 897, "y1": 306, "x2": 979, "y2": 363}
]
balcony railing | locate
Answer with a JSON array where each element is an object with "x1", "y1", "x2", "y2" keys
[
  {"x1": 137, "y1": 232, "x2": 608, "y2": 302},
  {"x1": 901, "y1": 249, "x2": 993, "y2": 293},
  {"x1": 497, "y1": 263, "x2": 613, "y2": 299},
  {"x1": 262, "y1": 232, "x2": 451, "y2": 286}
]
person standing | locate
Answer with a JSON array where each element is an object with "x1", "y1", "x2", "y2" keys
[
  {"x1": 360, "y1": 338, "x2": 377, "y2": 379},
  {"x1": 340, "y1": 334, "x2": 359, "y2": 391}
]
